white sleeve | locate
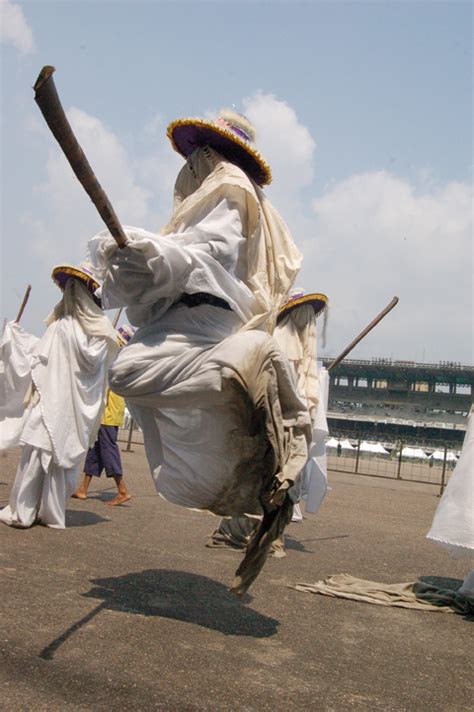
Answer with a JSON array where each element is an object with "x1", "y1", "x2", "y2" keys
[{"x1": 88, "y1": 196, "x2": 246, "y2": 312}]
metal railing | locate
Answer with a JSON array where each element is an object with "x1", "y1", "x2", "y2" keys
[
  {"x1": 118, "y1": 423, "x2": 456, "y2": 495},
  {"x1": 327, "y1": 439, "x2": 457, "y2": 494}
]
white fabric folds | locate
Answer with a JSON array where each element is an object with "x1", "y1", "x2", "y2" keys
[
  {"x1": 299, "y1": 367, "x2": 330, "y2": 514},
  {"x1": 88, "y1": 154, "x2": 309, "y2": 593},
  {"x1": 0, "y1": 282, "x2": 117, "y2": 529},
  {"x1": 0, "y1": 321, "x2": 39, "y2": 449},
  {"x1": 427, "y1": 407, "x2": 474, "y2": 553}
]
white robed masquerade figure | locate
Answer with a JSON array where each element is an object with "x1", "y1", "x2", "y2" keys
[
  {"x1": 88, "y1": 110, "x2": 311, "y2": 594},
  {"x1": 0, "y1": 265, "x2": 118, "y2": 529},
  {"x1": 0, "y1": 321, "x2": 39, "y2": 449},
  {"x1": 209, "y1": 291, "x2": 329, "y2": 551},
  {"x1": 427, "y1": 405, "x2": 474, "y2": 597}
]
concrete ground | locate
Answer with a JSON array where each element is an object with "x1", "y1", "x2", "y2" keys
[{"x1": 0, "y1": 445, "x2": 472, "y2": 711}]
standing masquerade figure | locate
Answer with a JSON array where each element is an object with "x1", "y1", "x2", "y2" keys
[
  {"x1": 0, "y1": 265, "x2": 118, "y2": 529},
  {"x1": 208, "y1": 291, "x2": 330, "y2": 552},
  {"x1": 88, "y1": 109, "x2": 311, "y2": 594}
]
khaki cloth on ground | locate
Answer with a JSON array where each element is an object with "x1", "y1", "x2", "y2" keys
[{"x1": 292, "y1": 573, "x2": 474, "y2": 615}]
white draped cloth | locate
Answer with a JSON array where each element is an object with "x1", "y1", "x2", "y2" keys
[
  {"x1": 427, "y1": 406, "x2": 474, "y2": 597},
  {"x1": 209, "y1": 310, "x2": 328, "y2": 548},
  {"x1": 296, "y1": 367, "x2": 330, "y2": 514},
  {"x1": 0, "y1": 281, "x2": 118, "y2": 529},
  {"x1": 427, "y1": 407, "x2": 474, "y2": 553},
  {"x1": 0, "y1": 321, "x2": 39, "y2": 449},
  {"x1": 88, "y1": 150, "x2": 309, "y2": 593},
  {"x1": 273, "y1": 307, "x2": 329, "y2": 515}
]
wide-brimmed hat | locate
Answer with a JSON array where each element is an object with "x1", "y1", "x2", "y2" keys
[
  {"x1": 277, "y1": 292, "x2": 328, "y2": 324},
  {"x1": 167, "y1": 108, "x2": 272, "y2": 186},
  {"x1": 51, "y1": 263, "x2": 101, "y2": 306},
  {"x1": 116, "y1": 323, "x2": 136, "y2": 347}
]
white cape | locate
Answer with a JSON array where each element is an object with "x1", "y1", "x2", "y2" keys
[
  {"x1": 0, "y1": 321, "x2": 39, "y2": 449},
  {"x1": 0, "y1": 306, "x2": 117, "y2": 528},
  {"x1": 427, "y1": 408, "x2": 474, "y2": 553}
]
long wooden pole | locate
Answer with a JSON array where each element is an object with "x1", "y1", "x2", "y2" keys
[
  {"x1": 112, "y1": 308, "x2": 123, "y2": 328},
  {"x1": 15, "y1": 284, "x2": 32, "y2": 323},
  {"x1": 33, "y1": 66, "x2": 127, "y2": 248},
  {"x1": 328, "y1": 297, "x2": 399, "y2": 372}
]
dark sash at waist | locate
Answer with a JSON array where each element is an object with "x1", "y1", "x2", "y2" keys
[{"x1": 180, "y1": 292, "x2": 232, "y2": 311}]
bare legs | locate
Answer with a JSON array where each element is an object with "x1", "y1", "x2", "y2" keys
[{"x1": 72, "y1": 474, "x2": 131, "y2": 505}]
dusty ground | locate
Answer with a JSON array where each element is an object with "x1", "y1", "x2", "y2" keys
[{"x1": 1, "y1": 445, "x2": 472, "y2": 711}]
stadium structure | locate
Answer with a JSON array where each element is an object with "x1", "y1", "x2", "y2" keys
[{"x1": 320, "y1": 358, "x2": 473, "y2": 449}]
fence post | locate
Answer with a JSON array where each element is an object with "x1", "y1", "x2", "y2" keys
[
  {"x1": 124, "y1": 418, "x2": 134, "y2": 453},
  {"x1": 439, "y1": 444, "x2": 448, "y2": 495},
  {"x1": 355, "y1": 439, "x2": 361, "y2": 474},
  {"x1": 397, "y1": 442, "x2": 403, "y2": 480}
]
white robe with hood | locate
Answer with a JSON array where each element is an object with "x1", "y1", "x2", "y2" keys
[
  {"x1": 0, "y1": 280, "x2": 118, "y2": 529},
  {"x1": 88, "y1": 149, "x2": 309, "y2": 592}
]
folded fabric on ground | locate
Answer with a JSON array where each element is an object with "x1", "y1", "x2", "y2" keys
[{"x1": 292, "y1": 573, "x2": 474, "y2": 614}]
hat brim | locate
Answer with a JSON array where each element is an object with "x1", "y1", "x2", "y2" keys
[
  {"x1": 277, "y1": 293, "x2": 328, "y2": 323},
  {"x1": 167, "y1": 118, "x2": 272, "y2": 187},
  {"x1": 52, "y1": 265, "x2": 101, "y2": 307}
]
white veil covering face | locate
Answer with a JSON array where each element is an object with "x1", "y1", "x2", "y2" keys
[{"x1": 45, "y1": 278, "x2": 118, "y2": 344}]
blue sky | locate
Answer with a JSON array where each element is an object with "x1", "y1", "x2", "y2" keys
[{"x1": 1, "y1": 0, "x2": 472, "y2": 363}]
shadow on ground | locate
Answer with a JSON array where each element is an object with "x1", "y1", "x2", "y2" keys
[
  {"x1": 40, "y1": 568, "x2": 279, "y2": 659},
  {"x1": 65, "y1": 510, "x2": 110, "y2": 527}
]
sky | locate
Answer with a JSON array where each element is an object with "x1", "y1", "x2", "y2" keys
[{"x1": 1, "y1": 0, "x2": 472, "y2": 364}]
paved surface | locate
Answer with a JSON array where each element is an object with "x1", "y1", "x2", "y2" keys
[{"x1": 1, "y1": 445, "x2": 472, "y2": 711}]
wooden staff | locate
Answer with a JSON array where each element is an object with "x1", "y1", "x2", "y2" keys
[
  {"x1": 112, "y1": 308, "x2": 123, "y2": 328},
  {"x1": 328, "y1": 297, "x2": 399, "y2": 372},
  {"x1": 15, "y1": 284, "x2": 32, "y2": 323},
  {"x1": 33, "y1": 66, "x2": 127, "y2": 248}
]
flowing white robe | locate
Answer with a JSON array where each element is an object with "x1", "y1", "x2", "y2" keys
[
  {"x1": 426, "y1": 407, "x2": 474, "y2": 597},
  {"x1": 209, "y1": 312, "x2": 328, "y2": 548},
  {"x1": 272, "y1": 311, "x2": 329, "y2": 515},
  {"x1": 89, "y1": 200, "x2": 310, "y2": 515},
  {"x1": 295, "y1": 367, "x2": 330, "y2": 515},
  {"x1": 427, "y1": 407, "x2": 473, "y2": 553},
  {"x1": 89, "y1": 188, "x2": 310, "y2": 593},
  {"x1": 0, "y1": 321, "x2": 39, "y2": 449},
  {"x1": 0, "y1": 283, "x2": 117, "y2": 529}
]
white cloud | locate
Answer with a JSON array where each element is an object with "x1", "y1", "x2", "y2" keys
[
  {"x1": 307, "y1": 172, "x2": 472, "y2": 362},
  {"x1": 243, "y1": 92, "x2": 316, "y2": 191},
  {"x1": 243, "y1": 91, "x2": 317, "y2": 245},
  {"x1": 0, "y1": 0, "x2": 34, "y2": 55}
]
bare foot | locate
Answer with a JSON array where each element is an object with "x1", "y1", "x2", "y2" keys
[
  {"x1": 106, "y1": 493, "x2": 131, "y2": 506},
  {"x1": 72, "y1": 491, "x2": 87, "y2": 500}
]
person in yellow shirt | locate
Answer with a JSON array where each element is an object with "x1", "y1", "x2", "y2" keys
[
  {"x1": 73, "y1": 325, "x2": 134, "y2": 506},
  {"x1": 73, "y1": 388, "x2": 131, "y2": 505}
]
